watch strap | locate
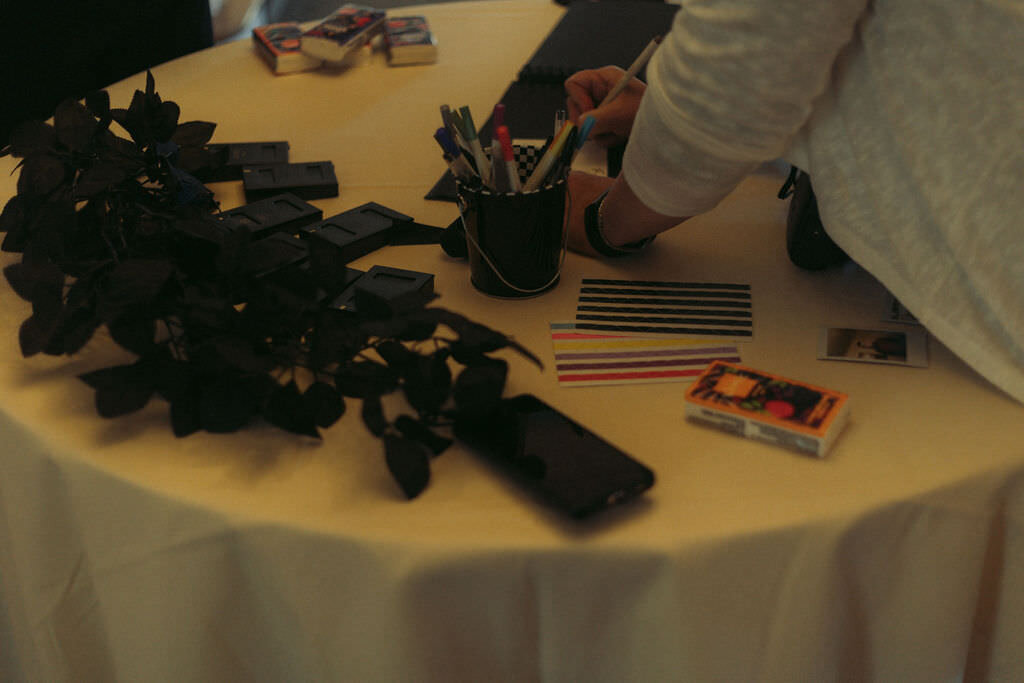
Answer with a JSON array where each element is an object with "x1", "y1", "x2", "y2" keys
[{"x1": 583, "y1": 188, "x2": 653, "y2": 257}]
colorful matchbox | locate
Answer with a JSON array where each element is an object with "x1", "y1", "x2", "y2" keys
[
  {"x1": 252, "y1": 22, "x2": 323, "y2": 74},
  {"x1": 300, "y1": 5, "x2": 387, "y2": 64},
  {"x1": 384, "y1": 16, "x2": 438, "y2": 66},
  {"x1": 684, "y1": 361, "x2": 849, "y2": 457}
]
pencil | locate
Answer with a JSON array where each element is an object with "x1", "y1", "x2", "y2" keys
[{"x1": 598, "y1": 36, "x2": 662, "y2": 108}]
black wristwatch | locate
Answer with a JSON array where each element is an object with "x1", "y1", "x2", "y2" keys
[{"x1": 583, "y1": 189, "x2": 654, "y2": 257}]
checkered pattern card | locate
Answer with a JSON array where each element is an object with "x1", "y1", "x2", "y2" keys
[
  {"x1": 573, "y1": 278, "x2": 754, "y2": 340},
  {"x1": 550, "y1": 323, "x2": 742, "y2": 387}
]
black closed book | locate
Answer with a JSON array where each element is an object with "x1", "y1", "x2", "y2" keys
[
  {"x1": 217, "y1": 193, "x2": 323, "y2": 239},
  {"x1": 242, "y1": 161, "x2": 339, "y2": 202}
]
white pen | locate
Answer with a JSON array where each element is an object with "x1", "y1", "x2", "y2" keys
[
  {"x1": 490, "y1": 139, "x2": 511, "y2": 192},
  {"x1": 496, "y1": 125, "x2": 520, "y2": 192},
  {"x1": 599, "y1": 36, "x2": 662, "y2": 108}
]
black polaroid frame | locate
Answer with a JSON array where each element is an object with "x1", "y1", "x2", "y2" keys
[{"x1": 454, "y1": 394, "x2": 655, "y2": 519}]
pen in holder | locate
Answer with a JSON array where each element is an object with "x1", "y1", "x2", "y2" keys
[{"x1": 456, "y1": 146, "x2": 567, "y2": 298}]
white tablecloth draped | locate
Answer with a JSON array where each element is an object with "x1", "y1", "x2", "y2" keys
[{"x1": 2, "y1": 2, "x2": 1023, "y2": 680}]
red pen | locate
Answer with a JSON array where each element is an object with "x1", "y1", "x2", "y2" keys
[
  {"x1": 496, "y1": 125, "x2": 520, "y2": 192},
  {"x1": 493, "y1": 103, "x2": 505, "y2": 130}
]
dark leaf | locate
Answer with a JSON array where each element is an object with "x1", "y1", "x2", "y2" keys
[
  {"x1": 171, "y1": 121, "x2": 216, "y2": 148},
  {"x1": 397, "y1": 317, "x2": 439, "y2": 342},
  {"x1": 402, "y1": 350, "x2": 452, "y2": 416},
  {"x1": 17, "y1": 153, "x2": 66, "y2": 197},
  {"x1": 146, "y1": 70, "x2": 156, "y2": 97},
  {"x1": 97, "y1": 129, "x2": 143, "y2": 171},
  {"x1": 75, "y1": 162, "x2": 126, "y2": 198},
  {"x1": 198, "y1": 376, "x2": 256, "y2": 433},
  {"x1": 30, "y1": 281, "x2": 63, "y2": 329},
  {"x1": 6, "y1": 120, "x2": 56, "y2": 158},
  {"x1": 310, "y1": 314, "x2": 368, "y2": 368},
  {"x1": 359, "y1": 315, "x2": 413, "y2": 339},
  {"x1": 304, "y1": 381, "x2": 345, "y2": 428},
  {"x1": 61, "y1": 313, "x2": 100, "y2": 355},
  {"x1": 361, "y1": 393, "x2": 388, "y2": 436},
  {"x1": 439, "y1": 217, "x2": 468, "y2": 258},
  {"x1": 384, "y1": 435, "x2": 431, "y2": 499},
  {"x1": 170, "y1": 392, "x2": 202, "y2": 437},
  {"x1": 96, "y1": 380, "x2": 154, "y2": 418},
  {"x1": 264, "y1": 381, "x2": 320, "y2": 438},
  {"x1": 1, "y1": 226, "x2": 29, "y2": 253},
  {"x1": 85, "y1": 90, "x2": 111, "y2": 121},
  {"x1": 452, "y1": 359, "x2": 508, "y2": 417},
  {"x1": 19, "y1": 316, "x2": 53, "y2": 357},
  {"x1": 155, "y1": 101, "x2": 180, "y2": 143},
  {"x1": 54, "y1": 99, "x2": 98, "y2": 151},
  {"x1": 97, "y1": 259, "x2": 174, "y2": 321},
  {"x1": 3, "y1": 261, "x2": 64, "y2": 302},
  {"x1": 0, "y1": 195, "x2": 27, "y2": 233},
  {"x1": 108, "y1": 315, "x2": 156, "y2": 354},
  {"x1": 79, "y1": 364, "x2": 155, "y2": 417},
  {"x1": 210, "y1": 336, "x2": 276, "y2": 374},
  {"x1": 375, "y1": 339, "x2": 417, "y2": 372},
  {"x1": 28, "y1": 200, "x2": 75, "y2": 261},
  {"x1": 335, "y1": 360, "x2": 398, "y2": 398},
  {"x1": 395, "y1": 415, "x2": 452, "y2": 455}
]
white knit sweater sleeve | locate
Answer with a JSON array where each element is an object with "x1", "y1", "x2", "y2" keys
[{"x1": 623, "y1": 0, "x2": 869, "y2": 217}]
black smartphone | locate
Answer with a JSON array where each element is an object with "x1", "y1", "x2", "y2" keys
[{"x1": 454, "y1": 394, "x2": 655, "y2": 519}]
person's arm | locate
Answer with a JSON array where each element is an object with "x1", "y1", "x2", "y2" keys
[
  {"x1": 623, "y1": 0, "x2": 870, "y2": 219},
  {"x1": 566, "y1": 171, "x2": 686, "y2": 257}
]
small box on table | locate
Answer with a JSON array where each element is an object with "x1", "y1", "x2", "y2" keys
[
  {"x1": 201, "y1": 141, "x2": 290, "y2": 182},
  {"x1": 684, "y1": 361, "x2": 849, "y2": 457},
  {"x1": 217, "y1": 193, "x2": 323, "y2": 239},
  {"x1": 301, "y1": 5, "x2": 387, "y2": 64},
  {"x1": 384, "y1": 16, "x2": 438, "y2": 66},
  {"x1": 252, "y1": 23, "x2": 323, "y2": 74},
  {"x1": 242, "y1": 161, "x2": 339, "y2": 202}
]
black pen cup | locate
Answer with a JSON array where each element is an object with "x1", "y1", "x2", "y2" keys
[{"x1": 456, "y1": 177, "x2": 567, "y2": 298}]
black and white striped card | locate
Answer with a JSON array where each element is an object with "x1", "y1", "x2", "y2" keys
[{"x1": 574, "y1": 278, "x2": 754, "y2": 340}]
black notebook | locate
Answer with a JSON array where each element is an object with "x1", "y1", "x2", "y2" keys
[
  {"x1": 426, "y1": 0, "x2": 679, "y2": 201},
  {"x1": 517, "y1": 0, "x2": 679, "y2": 85}
]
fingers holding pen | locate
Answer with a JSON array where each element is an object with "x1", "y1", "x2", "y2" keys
[{"x1": 564, "y1": 66, "x2": 646, "y2": 147}]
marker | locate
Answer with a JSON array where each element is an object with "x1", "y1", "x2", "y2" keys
[
  {"x1": 496, "y1": 125, "x2": 520, "y2": 192},
  {"x1": 546, "y1": 127, "x2": 578, "y2": 186},
  {"x1": 442, "y1": 105, "x2": 470, "y2": 152},
  {"x1": 458, "y1": 105, "x2": 491, "y2": 186},
  {"x1": 490, "y1": 139, "x2": 511, "y2": 192},
  {"x1": 599, "y1": 36, "x2": 662, "y2": 108},
  {"x1": 492, "y1": 103, "x2": 505, "y2": 129},
  {"x1": 576, "y1": 115, "x2": 596, "y2": 149},
  {"x1": 523, "y1": 121, "x2": 574, "y2": 192},
  {"x1": 554, "y1": 109, "x2": 566, "y2": 138},
  {"x1": 433, "y1": 127, "x2": 476, "y2": 181}
]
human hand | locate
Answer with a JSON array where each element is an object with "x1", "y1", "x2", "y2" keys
[
  {"x1": 565, "y1": 170, "x2": 615, "y2": 256},
  {"x1": 564, "y1": 66, "x2": 646, "y2": 148}
]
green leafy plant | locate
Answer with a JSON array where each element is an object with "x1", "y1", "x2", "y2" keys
[{"x1": 0, "y1": 73, "x2": 539, "y2": 499}]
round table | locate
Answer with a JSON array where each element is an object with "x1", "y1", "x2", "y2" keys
[{"x1": 2, "y1": 2, "x2": 1022, "y2": 680}]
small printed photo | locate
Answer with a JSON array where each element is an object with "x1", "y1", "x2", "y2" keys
[{"x1": 818, "y1": 327, "x2": 928, "y2": 368}]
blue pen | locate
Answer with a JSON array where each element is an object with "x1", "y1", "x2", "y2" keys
[
  {"x1": 434, "y1": 127, "x2": 476, "y2": 180},
  {"x1": 577, "y1": 115, "x2": 596, "y2": 149}
]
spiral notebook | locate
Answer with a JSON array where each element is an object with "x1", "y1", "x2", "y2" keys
[{"x1": 426, "y1": 0, "x2": 679, "y2": 200}]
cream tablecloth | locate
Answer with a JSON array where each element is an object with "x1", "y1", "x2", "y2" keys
[{"x1": 2, "y1": 2, "x2": 1023, "y2": 680}]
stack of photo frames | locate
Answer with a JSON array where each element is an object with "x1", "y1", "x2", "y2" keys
[{"x1": 551, "y1": 278, "x2": 753, "y2": 387}]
